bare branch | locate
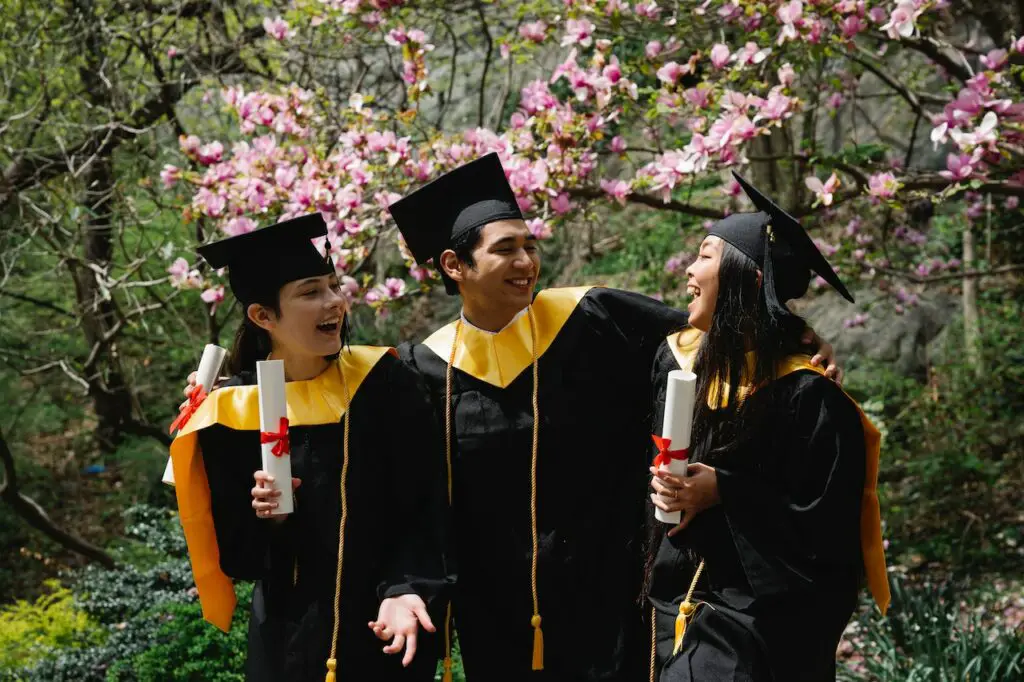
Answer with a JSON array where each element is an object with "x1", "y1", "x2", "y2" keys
[
  {"x1": 568, "y1": 187, "x2": 726, "y2": 219},
  {"x1": 0, "y1": 428, "x2": 116, "y2": 568}
]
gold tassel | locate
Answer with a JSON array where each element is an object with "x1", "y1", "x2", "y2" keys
[
  {"x1": 324, "y1": 658, "x2": 336, "y2": 682},
  {"x1": 673, "y1": 601, "x2": 695, "y2": 655},
  {"x1": 442, "y1": 656, "x2": 453, "y2": 682},
  {"x1": 531, "y1": 614, "x2": 544, "y2": 670}
]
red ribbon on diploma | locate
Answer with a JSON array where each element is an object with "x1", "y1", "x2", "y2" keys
[
  {"x1": 169, "y1": 385, "x2": 208, "y2": 435},
  {"x1": 651, "y1": 435, "x2": 688, "y2": 468},
  {"x1": 260, "y1": 417, "x2": 290, "y2": 457}
]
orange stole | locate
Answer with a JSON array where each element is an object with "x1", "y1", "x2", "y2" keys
[
  {"x1": 169, "y1": 346, "x2": 394, "y2": 631},
  {"x1": 665, "y1": 329, "x2": 890, "y2": 614}
]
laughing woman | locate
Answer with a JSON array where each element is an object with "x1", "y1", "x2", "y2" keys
[
  {"x1": 644, "y1": 174, "x2": 890, "y2": 682},
  {"x1": 168, "y1": 214, "x2": 445, "y2": 682}
]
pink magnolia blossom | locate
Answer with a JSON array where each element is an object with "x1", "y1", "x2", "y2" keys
[
  {"x1": 167, "y1": 46, "x2": 179, "y2": 59},
  {"x1": 561, "y1": 18, "x2": 596, "y2": 47},
  {"x1": 599, "y1": 178, "x2": 631, "y2": 206},
  {"x1": 710, "y1": 43, "x2": 730, "y2": 69},
  {"x1": 610, "y1": 136, "x2": 627, "y2": 153},
  {"x1": 778, "y1": 63, "x2": 796, "y2": 87},
  {"x1": 1005, "y1": 196, "x2": 1020, "y2": 210},
  {"x1": 1013, "y1": 36, "x2": 1024, "y2": 54},
  {"x1": 160, "y1": 165, "x2": 181, "y2": 189},
  {"x1": 167, "y1": 258, "x2": 190, "y2": 287},
  {"x1": 634, "y1": 1, "x2": 661, "y2": 20},
  {"x1": 684, "y1": 86, "x2": 712, "y2": 110},
  {"x1": 718, "y1": 0, "x2": 742, "y2": 21},
  {"x1": 843, "y1": 312, "x2": 870, "y2": 329},
  {"x1": 645, "y1": 40, "x2": 662, "y2": 59},
  {"x1": 550, "y1": 192, "x2": 572, "y2": 215},
  {"x1": 201, "y1": 285, "x2": 225, "y2": 313},
  {"x1": 980, "y1": 49, "x2": 1008, "y2": 71},
  {"x1": 519, "y1": 21, "x2": 547, "y2": 43},
  {"x1": 753, "y1": 89, "x2": 793, "y2": 122},
  {"x1": 805, "y1": 173, "x2": 840, "y2": 206},
  {"x1": 940, "y1": 153, "x2": 975, "y2": 180},
  {"x1": 827, "y1": 93, "x2": 845, "y2": 111},
  {"x1": 776, "y1": 0, "x2": 803, "y2": 45},
  {"x1": 179, "y1": 134, "x2": 201, "y2": 158},
  {"x1": 526, "y1": 218, "x2": 553, "y2": 240},
  {"x1": 656, "y1": 61, "x2": 690, "y2": 86},
  {"x1": 262, "y1": 16, "x2": 294, "y2": 41},
  {"x1": 223, "y1": 217, "x2": 258, "y2": 236},
  {"x1": 734, "y1": 42, "x2": 770, "y2": 66},
  {"x1": 841, "y1": 15, "x2": 867, "y2": 39},
  {"x1": 880, "y1": 0, "x2": 922, "y2": 39},
  {"x1": 196, "y1": 141, "x2": 224, "y2": 165},
  {"x1": 867, "y1": 172, "x2": 899, "y2": 199},
  {"x1": 384, "y1": 277, "x2": 406, "y2": 298}
]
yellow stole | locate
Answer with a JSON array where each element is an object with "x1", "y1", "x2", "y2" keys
[
  {"x1": 666, "y1": 329, "x2": 890, "y2": 614},
  {"x1": 422, "y1": 286, "x2": 592, "y2": 388},
  {"x1": 169, "y1": 345, "x2": 394, "y2": 632}
]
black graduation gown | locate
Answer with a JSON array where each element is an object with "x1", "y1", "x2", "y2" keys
[
  {"x1": 198, "y1": 351, "x2": 447, "y2": 682},
  {"x1": 400, "y1": 287, "x2": 688, "y2": 682},
  {"x1": 647, "y1": 339, "x2": 866, "y2": 682}
]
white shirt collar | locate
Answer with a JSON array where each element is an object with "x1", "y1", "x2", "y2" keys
[{"x1": 460, "y1": 306, "x2": 528, "y2": 335}]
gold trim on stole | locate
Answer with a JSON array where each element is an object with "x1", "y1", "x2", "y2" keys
[{"x1": 422, "y1": 286, "x2": 593, "y2": 388}]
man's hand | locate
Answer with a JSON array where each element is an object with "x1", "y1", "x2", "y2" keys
[
  {"x1": 368, "y1": 594, "x2": 436, "y2": 667},
  {"x1": 802, "y1": 328, "x2": 843, "y2": 384}
]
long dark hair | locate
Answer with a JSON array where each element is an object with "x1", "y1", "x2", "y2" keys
[
  {"x1": 227, "y1": 289, "x2": 350, "y2": 376},
  {"x1": 688, "y1": 241, "x2": 809, "y2": 464},
  {"x1": 640, "y1": 241, "x2": 809, "y2": 602}
]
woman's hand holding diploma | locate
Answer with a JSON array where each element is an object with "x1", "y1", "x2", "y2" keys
[
  {"x1": 251, "y1": 470, "x2": 301, "y2": 520},
  {"x1": 650, "y1": 462, "x2": 720, "y2": 537}
]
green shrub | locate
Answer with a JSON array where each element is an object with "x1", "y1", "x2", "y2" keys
[
  {"x1": 839, "y1": 575, "x2": 1024, "y2": 682},
  {"x1": 0, "y1": 580, "x2": 102, "y2": 672}
]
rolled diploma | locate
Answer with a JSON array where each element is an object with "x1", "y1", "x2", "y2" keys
[
  {"x1": 258, "y1": 359, "x2": 293, "y2": 516},
  {"x1": 655, "y1": 369, "x2": 697, "y2": 525},
  {"x1": 163, "y1": 344, "x2": 228, "y2": 485}
]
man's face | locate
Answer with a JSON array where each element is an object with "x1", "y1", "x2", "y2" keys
[{"x1": 458, "y1": 219, "x2": 541, "y2": 313}]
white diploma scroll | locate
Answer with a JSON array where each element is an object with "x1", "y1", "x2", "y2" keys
[
  {"x1": 257, "y1": 359, "x2": 293, "y2": 516},
  {"x1": 163, "y1": 344, "x2": 228, "y2": 485},
  {"x1": 654, "y1": 369, "x2": 697, "y2": 525}
]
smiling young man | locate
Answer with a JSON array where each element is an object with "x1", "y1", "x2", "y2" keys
[{"x1": 387, "y1": 153, "x2": 839, "y2": 682}]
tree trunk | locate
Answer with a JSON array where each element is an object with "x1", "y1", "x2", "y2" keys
[{"x1": 962, "y1": 227, "x2": 982, "y2": 376}]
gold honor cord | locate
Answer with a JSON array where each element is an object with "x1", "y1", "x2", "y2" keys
[
  {"x1": 673, "y1": 559, "x2": 705, "y2": 656},
  {"x1": 649, "y1": 606, "x2": 657, "y2": 682},
  {"x1": 527, "y1": 306, "x2": 543, "y2": 671},
  {"x1": 440, "y1": 321, "x2": 461, "y2": 682},
  {"x1": 324, "y1": 362, "x2": 353, "y2": 682}
]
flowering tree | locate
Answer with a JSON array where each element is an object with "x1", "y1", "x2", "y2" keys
[{"x1": 159, "y1": 0, "x2": 1024, "y2": 337}]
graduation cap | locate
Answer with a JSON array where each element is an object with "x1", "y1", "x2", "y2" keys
[
  {"x1": 388, "y1": 152, "x2": 523, "y2": 265},
  {"x1": 708, "y1": 172, "x2": 854, "y2": 316},
  {"x1": 196, "y1": 213, "x2": 334, "y2": 306}
]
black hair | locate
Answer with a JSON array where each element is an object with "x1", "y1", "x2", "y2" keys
[
  {"x1": 640, "y1": 241, "x2": 810, "y2": 601},
  {"x1": 435, "y1": 224, "x2": 484, "y2": 295},
  {"x1": 227, "y1": 286, "x2": 350, "y2": 376}
]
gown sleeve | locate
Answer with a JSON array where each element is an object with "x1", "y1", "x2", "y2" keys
[
  {"x1": 199, "y1": 424, "x2": 272, "y2": 581},
  {"x1": 713, "y1": 372, "x2": 866, "y2": 596},
  {"x1": 582, "y1": 288, "x2": 689, "y2": 374},
  {"x1": 373, "y1": 355, "x2": 450, "y2": 608}
]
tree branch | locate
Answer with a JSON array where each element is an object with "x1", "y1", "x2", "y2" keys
[
  {"x1": 877, "y1": 263, "x2": 1024, "y2": 284},
  {"x1": 0, "y1": 428, "x2": 116, "y2": 569},
  {"x1": 0, "y1": 289, "x2": 74, "y2": 317},
  {"x1": 568, "y1": 187, "x2": 726, "y2": 219},
  {"x1": 474, "y1": 0, "x2": 494, "y2": 129}
]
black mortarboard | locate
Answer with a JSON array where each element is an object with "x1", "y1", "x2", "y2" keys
[
  {"x1": 196, "y1": 213, "x2": 334, "y2": 305},
  {"x1": 388, "y1": 152, "x2": 523, "y2": 264},
  {"x1": 707, "y1": 172, "x2": 854, "y2": 312}
]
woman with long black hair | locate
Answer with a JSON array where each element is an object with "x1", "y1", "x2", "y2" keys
[
  {"x1": 168, "y1": 213, "x2": 446, "y2": 682},
  {"x1": 644, "y1": 174, "x2": 889, "y2": 682}
]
